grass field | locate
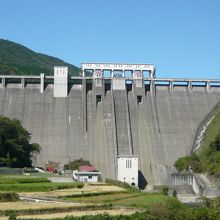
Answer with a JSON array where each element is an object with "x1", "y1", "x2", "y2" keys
[
  {"x1": 0, "y1": 177, "x2": 50, "y2": 184},
  {"x1": 200, "y1": 109, "x2": 220, "y2": 151},
  {"x1": 60, "y1": 191, "x2": 170, "y2": 208},
  {"x1": 0, "y1": 182, "x2": 84, "y2": 192},
  {"x1": 114, "y1": 194, "x2": 172, "y2": 208},
  {"x1": 0, "y1": 174, "x2": 182, "y2": 220},
  {"x1": 0, "y1": 175, "x2": 83, "y2": 192},
  {"x1": 0, "y1": 174, "x2": 196, "y2": 220},
  {"x1": 0, "y1": 175, "x2": 170, "y2": 208}
]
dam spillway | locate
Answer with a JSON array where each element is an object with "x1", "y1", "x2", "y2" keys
[{"x1": 1, "y1": 63, "x2": 220, "y2": 188}]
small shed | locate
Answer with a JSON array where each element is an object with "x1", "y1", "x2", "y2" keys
[
  {"x1": 79, "y1": 166, "x2": 96, "y2": 172},
  {"x1": 74, "y1": 171, "x2": 101, "y2": 183},
  {"x1": 73, "y1": 165, "x2": 101, "y2": 182}
]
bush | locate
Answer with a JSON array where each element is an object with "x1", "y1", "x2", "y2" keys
[
  {"x1": 193, "y1": 207, "x2": 210, "y2": 220},
  {"x1": 8, "y1": 211, "x2": 17, "y2": 220},
  {"x1": 64, "y1": 158, "x2": 91, "y2": 170},
  {"x1": 0, "y1": 179, "x2": 18, "y2": 184},
  {"x1": 105, "y1": 179, "x2": 139, "y2": 192},
  {"x1": 149, "y1": 198, "x2": 192, "y2": 220},
  {"x1": 59, "y1": 191, "x2": 125, "y2": 199},
  {"x1": 174, "y1": 153, "x2": 202, "y2": 173},
  {"x1": 0, "y1": 192, "x2": 19, "y2": 202},
  {"x1": 161, "y1": 186, "x2": 169, "y2": 195},
  {"x1": 0, "y1": 177, "x2": 50, "y2": 184},
  {"x1": 56, "y1": 183, "x2": 84, "y2": 190},
  {"x1": 172, "y1": 190, "x2": 177, "y2": 198},
  {"x1": 15, "y1": 178, "x2": 50, "y2": 183},
  {"x1": 76, "y1": 183, "x2": 84, "y2": 188}
]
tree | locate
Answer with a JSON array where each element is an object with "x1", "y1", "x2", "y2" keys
[
  {"x1": 174, "y1": 153, "x2": 202, "y2": 173},
  {"x1": 161, "y1": 186, "x2": 169, "y2": 195},
  {"x1": 210, "y1": 133, "x2": 220, "y2": 151},
  {"x1": 172, "y1": 190, "x2": 177, "y2": 198},
  {"x1": 64, "y1": 158, "x2": 91, "y2": 170},
  {"x1": 0, "y1": 116, "x2": 40, "y2": 168}
]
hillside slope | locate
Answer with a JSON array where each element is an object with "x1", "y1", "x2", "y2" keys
[
  {"x1": 175, "y1": 108, "x2": 220, "y2": 177},
  {"x1": 0, "y1": 39, "x2": 79, "y2": 76}
]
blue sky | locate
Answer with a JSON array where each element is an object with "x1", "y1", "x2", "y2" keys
[{"x1": 0, "y1": 0, "x2": 220, "y2": 79}]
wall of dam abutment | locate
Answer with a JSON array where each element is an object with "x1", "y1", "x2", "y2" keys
[{"x1": 1, "y1": 81, "x2": 220, "y2": 188}]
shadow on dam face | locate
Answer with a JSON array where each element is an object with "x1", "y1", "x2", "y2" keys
[{"x1": 138, "y1": 170, "x2": 148, "y2": 189}]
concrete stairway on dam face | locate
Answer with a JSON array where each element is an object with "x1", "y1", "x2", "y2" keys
[
  {"x1": 113, "y1": 90, "x2": 132, "y2": 156},
  {"x1": 102, "y1": 91, "x2": 118, "y2": 179},
  {"x1": 126, "y1": 90, "x2": 156, "y2": 188},
  {"x1": 94, "y1": 102, "x2": 108, "y2": 179},
  {"x1": 128, "y1": 91, "x2": 140, "y2": 157}
]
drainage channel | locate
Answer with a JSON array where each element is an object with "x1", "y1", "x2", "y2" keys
[{"x1": 19, "y1": 196, "x2": 79, "y2": 204}]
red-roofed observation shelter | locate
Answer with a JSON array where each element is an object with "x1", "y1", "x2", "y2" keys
[
  {"x1": 79, "y1": 166, "x2": 96, "y2": 172},
  {"x1": 73, "y1": 165, "x2": 101, "y2": 182}
]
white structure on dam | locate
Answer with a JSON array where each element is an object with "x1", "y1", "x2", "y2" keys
[
  {"x1": 117, "y1": 155, "x2": 138, "y2": 186},
  {"x1": 54, "y1": 66, "x2": 68, "y2": 97},
  {"x1": 81, "y1": 62, "x2": 156, "y2": 78}
]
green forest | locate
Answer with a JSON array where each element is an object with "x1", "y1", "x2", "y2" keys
[{"x1": 0, "y1": 39, "x2": 79, "y2": 76}]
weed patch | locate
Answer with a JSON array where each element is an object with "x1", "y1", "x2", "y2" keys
[
  {"x1": 0, "y1": 204, "x2": 113, "y2": 216},
  {"x1": 0, "y1": 182, "x2": 84, "y2": 192},
  {"x1": 105, "y1": 179, "x2": 139, "y2": 192},
  {"x1": 0, "y1": 192, "x2": 19, "y2": 202}
]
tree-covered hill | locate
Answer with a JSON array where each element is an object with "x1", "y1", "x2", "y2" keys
[{"x1": 0, "y1": 39, "x2": 80, "y2": 76}]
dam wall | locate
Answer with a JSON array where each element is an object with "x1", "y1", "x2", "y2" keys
[{"x1": 1, "y1": 73, "x2": 220, "y2": 187}]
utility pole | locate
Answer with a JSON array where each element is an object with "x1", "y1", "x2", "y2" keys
[{"x1": 67, "y1": 155, "x2": 71, "y2": 176}]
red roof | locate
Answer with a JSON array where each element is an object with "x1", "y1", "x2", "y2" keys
[{"x1": 79, "y1": 165, "x2": 96, "y2": 172}]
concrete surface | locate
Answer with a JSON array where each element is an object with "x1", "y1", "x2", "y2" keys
[{"x1": 1, "y1": 83, "x2": 220, "y2": 188}]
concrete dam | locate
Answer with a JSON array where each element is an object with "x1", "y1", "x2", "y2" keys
[{"x1": 1, "y1": 63, "x2": 220, "y2": 188}]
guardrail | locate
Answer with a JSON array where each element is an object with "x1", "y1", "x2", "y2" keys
[
  {"x1": 1, "y1": 74, "x2": 220, "y2": 81},
  {"x1": 1, "y1": 75, "x2": 220, "y2": 94},
  {"x1": 190, "y1": 102, "x2": 220, "y2": 154}
]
